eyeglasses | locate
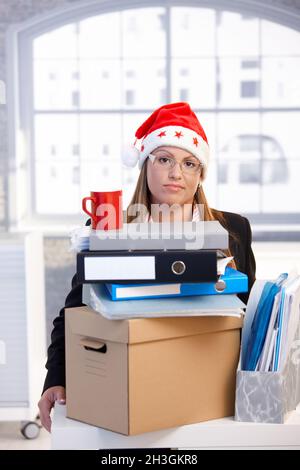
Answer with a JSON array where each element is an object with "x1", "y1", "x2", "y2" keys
[{"x1": 148, "y1": 153, "x2": 203, "y2": 175}]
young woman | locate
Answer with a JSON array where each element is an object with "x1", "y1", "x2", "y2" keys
[{"x1": 38, "y1": 102, "x2": 256, "y2": 432}]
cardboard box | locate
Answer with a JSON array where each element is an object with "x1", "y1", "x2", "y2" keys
[{"x1": 65, "y1": 306, "x2": 243, "y2": 435}]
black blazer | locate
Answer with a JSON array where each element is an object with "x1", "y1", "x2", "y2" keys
[{"x1": 42, "y1": 211, "x2": 256, "y2": 393}]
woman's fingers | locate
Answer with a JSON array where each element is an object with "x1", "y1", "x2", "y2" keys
[{"x1": 38, "y1": 386, "x2": 66, "y2": 433}]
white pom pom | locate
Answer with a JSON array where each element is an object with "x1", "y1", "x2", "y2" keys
[{"x1": 122, "y1": 144, "x2": 140, "y2": 168}]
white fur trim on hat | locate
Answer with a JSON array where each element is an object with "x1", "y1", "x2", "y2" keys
[
  {"x1": 138, "y1": 126, "x2": 209, "y2": 175},
  {"x1": 122, "y1": 144, "x2": 140, "y2": 168}
]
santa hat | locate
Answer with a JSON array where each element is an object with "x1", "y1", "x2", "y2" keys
[{"x1": 122, "y1": 102, "x2": 210, "y2": 179}]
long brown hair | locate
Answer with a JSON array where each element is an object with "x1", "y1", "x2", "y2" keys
[{"x1": 126, "y1": 161, "x2": 237, "y2": 268}]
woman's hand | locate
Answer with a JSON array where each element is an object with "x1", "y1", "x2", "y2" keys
[{"x1": 38, "y1": 386, "x2": 66, "y2": 432}]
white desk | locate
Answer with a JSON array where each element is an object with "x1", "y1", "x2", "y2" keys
[{"x1": 51, "y1": 404, "x2": 300, "y2": 450}]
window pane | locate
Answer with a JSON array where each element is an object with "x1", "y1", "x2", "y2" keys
[
  {"x1": 171, "y1": 8, "x2": 215, "y2": 57},
  {"x1": 195, "y1": 114, "x2": 217, "y2": 208},
  {"x1": 34, "y1": 60, "x2": 79, "y2": 110},
  {"x1": 262, "y1": 20, "x2": 300, "y2": 56},
  {"x1": 122, "y1": 59, "x2": 166, "y2": 108},
  {"x1": 122, "y1": 112, "x2": 148, "y2": 147},
  {"x1": 172, "y1": 59, "x2": 216, "y2": 107},
  {"x1": 218, "y1": 58, "x2": 260, "y2": 108},
  {"x1": 216, "y1": 113, "x2": 261, "y2": 212},
  {"x1": 80, "y1": 161, "x2": 122, "y2": 198},
  {"x1": 122, "y1": 113, "x2": 148, "y2": 208},
  {"x1": 261, "y1": 160, "x2": 297, "y2": 212},
  {"x1": 35, "y1": 161, "x2": 80, "y2": 214},
  {"x1": 80, "y1": 114, "x2": 121, "y2": 162},
  {"x1": 79, "y1": 13, "x2": 121, "y2": 58},
  {"x1": 262, "y1": 112, "x2": 300, "y2": 166},
  {"x1": 80, "y1": 114, "x2": 122, "y2": 194},
  {"x1": 35, "y1": 115, "x2": 79, "y2": 163},
  {"x1": 262, "y1": 58, "x2": 300, "y2": 107},
  {"x1": 79, "y1": 60, "x2": 121, "y2": 109},
  {"x1": 217, "y1": 12, "x2": 260, "y2": 56},
  {"x1": 122, "y1": 8, "x2": 166, "y2": 58},
  {"x1": 34, "y1": 24, "x2": 77, "y2": 59},
  {"x1": 261, "y1": 112, "x2": 300, "y2": 212},
  {"x1": 241, "y1": 81, "x2": 260, "y2": 98}
]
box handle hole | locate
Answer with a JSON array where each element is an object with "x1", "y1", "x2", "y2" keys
[{"x1": 80, "y1": 338, "x2": 107, "y2": 353}]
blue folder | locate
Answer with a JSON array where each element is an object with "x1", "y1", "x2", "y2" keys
[
  {"x1": 105, "y1": 267, "x2": 248, "y2": 301},
  {"x1": 242, "y1": 273, "x2": 288, "y2": 371},
  {"x1": 242, "y1": 281, "x2": 283, "y2": 371}
]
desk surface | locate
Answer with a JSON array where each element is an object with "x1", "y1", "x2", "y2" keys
[{"x1": 51, "y1": 404, "x2": 300, "y2": 450}]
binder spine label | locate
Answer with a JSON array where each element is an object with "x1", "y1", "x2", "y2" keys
[{"x1": 84, "y1": 256, "x2": 156, "y2": 280}]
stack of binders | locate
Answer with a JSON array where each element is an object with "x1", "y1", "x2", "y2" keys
[{"x1": 76, "y1": 221, "x2": 248, "y2": 307}]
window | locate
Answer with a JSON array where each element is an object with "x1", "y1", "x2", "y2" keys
[
  {"x1": 12, "y1": 3, "x2": 300, "y2": 231},
  {"x1": 125, "y1": 90, "x2": 135, "y2": 106},
  {"x1": 241, "y1": 80, "x2": 260, "y2": 98},
  {"x1": 126, "y1": 70, "x2": 135, "y2": 78},
  {"x1": 102, "y1": 145, "x2": 109, "y2": 156},
  {"x1": 160, "y1": 88, "x2": 167, "y2": 103},
  {"x1": 241, "y1": 60, "x2": 259, "y2": 69},
  {"x1": 180, "y1": 68, "x2": 189, "y2": 76},
  {"x1": 178, "y1": 89, "x2": 188, "y2": 101},
  {"x1": 72, "y1": 144, "x2": 80, "y2": 156}
]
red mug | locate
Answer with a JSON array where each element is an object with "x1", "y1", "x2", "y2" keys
[{"x1": 82, "y1": 190, "x2": 123, "y2": 230}]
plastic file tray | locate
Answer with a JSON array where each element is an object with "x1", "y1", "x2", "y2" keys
[{"x1": 235, "y1": 318, "x2": 300, "y2": 423}]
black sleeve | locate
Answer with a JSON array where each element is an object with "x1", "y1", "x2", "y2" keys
[
  {"x1": 43, "y1": 219, "x2": 91, "y2": 393},
  {"x1": 238, "y1": 217, "x2": 256, "y2": 305},
  {"x1": 243, "y1": 216, "x2": 256, "y2": 292},
  {"x1": 42, "y1": 273, "x2": 84, "y2": 394},
  {"x1": 42, "y1": 219, "x2": 91, "y2": 394}
]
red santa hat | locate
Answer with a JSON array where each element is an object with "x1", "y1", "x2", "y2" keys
[{"x1": 122, "y1": 102, "x2": 210, "y2": 179}]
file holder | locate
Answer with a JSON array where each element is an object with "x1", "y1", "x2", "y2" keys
[{"x1": 235, "y1": 318, "x2": 300, "y2": 423}]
